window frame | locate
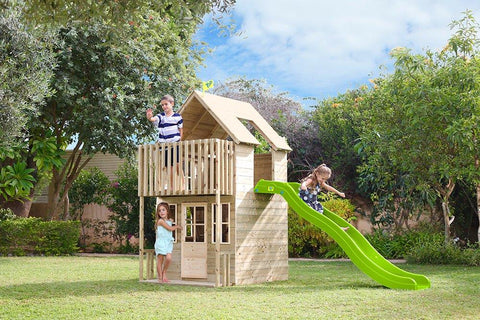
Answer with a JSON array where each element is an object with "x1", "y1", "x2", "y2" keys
[
  {"x1": 211, "y1": 202, "x2": 230, "y2": 244},
  {"x1": 183, "y1": 203, "x2": 207, "y2": 243}
]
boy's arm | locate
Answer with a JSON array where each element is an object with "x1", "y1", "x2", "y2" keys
[{"x1": 146, "y1": 108, "x2": 159, "y2": 122}]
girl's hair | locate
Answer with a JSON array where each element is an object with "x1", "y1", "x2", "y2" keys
[
  {"x1": 161, "y1": 94, "x2": 174, "y2": 103},
  {"x1": 156, "y1": 202, "x2": 171, "y2": 220},
  {"x1": 302, "y1": 164, "x2": 332, "y2": 189}
]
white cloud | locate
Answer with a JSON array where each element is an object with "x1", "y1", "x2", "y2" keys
[{"x1": 197, "y1": 0, "x2": 480, "y2": 100}]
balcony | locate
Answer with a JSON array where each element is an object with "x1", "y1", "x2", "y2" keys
[{"x1": 138, "y1": 139, "x2": 235, "y2": 197}]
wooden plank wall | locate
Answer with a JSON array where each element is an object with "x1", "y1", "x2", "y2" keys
[{"x1": 234, "y1": 146, "x2": 289, "y2": 285}]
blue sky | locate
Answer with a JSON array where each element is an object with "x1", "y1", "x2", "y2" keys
[{"x1": 195, "y1": 0, "x2": 480, "y2": 104}]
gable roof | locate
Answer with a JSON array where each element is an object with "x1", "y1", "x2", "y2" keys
[{"x1": 178, "y1": 91, "x2": 291, "y2": 151}]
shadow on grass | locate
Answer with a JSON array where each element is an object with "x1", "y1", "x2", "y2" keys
[
  {"x1": 2, "y1": 259, "x2": 454, "y2": 299},
  {"x1": 0, "y1": 276, "x2": 389, "y2": 301}
]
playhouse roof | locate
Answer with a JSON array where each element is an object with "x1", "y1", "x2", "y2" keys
[{"x1": 178, "y1": 91, "x2": 291, "y2": 152}]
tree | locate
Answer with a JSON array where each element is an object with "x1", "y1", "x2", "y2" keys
[
  {"x1": 0, "y1": 134, "x2": 65, "y2": 217},
  {"x1": 0, "y1": 7, "x2": 61, "y2": 217},
  {"x1": 356, "y1": 11, "x2": 480, "y2": 242},
  {"x1": 2, "y1": 1, "x2": 236, "y2": 219},
  {"x1": 355, "y1": 76, "x2": 438, "y2": 231},
  {"x1": 16, "y1": 0, "x2": 235, "y2": 31},
  {"x1": 311, "y1": 88, "x2": 366, "y2": 192},
  {"x1": 37, "y1": 16, "x2": 204, "y2": 219},
  {"x1": 0, "y1": 6, "x2": 54, "y2": 148},
  {"x1": 443, "y1": 11, "x2": 480, "y2": 242}
]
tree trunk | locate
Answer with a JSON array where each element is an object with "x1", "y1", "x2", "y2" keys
[
  {"x1": 47, "y1": 147, "x2": 91, "y2": 220},
  {"x1": 476, "y1": 183, "x2": 480, "y2": 243},
  {"x1": 47, "y1": 170, "x2": 63, "y2": 220},
  {"x1": 437, "y1": 178, "x2": 455, "y2": 245},
  {"x1": 441, "y1": 201, "x2": 451, "y2": 244},
  {"x1": 4, "y1": 198, "x2": 32, "y2": 217}
]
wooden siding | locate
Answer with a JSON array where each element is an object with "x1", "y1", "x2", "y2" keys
[{"x1": 234, "y1": 146, "x2": 289, "y2": 285}]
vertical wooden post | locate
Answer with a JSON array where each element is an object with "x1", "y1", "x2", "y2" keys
[
  {"x1": 139, "y1": 196, "x2": 145, "y2": 281},
  {"x1": 215, "y1": 140, "x2": 221, "y2": 287},
  {"x1": 138, "y1": 145, "x2": 145, "y2": 281}
]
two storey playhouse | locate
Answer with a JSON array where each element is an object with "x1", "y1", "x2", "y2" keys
[{"x1": 137, "y1": 90, "x2": 291, "y2": 287}]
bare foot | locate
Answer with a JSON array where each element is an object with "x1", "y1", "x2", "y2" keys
[{"x1": 162, "y1": 277, "x2": 170, "y2": 283}]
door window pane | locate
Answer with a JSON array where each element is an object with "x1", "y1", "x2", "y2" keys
[{"x1": 184, "y1": 205, "x2": 205, "y2": 243}]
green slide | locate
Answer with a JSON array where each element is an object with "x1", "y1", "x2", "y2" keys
[{"x1": 254, "y1": 179, "x2": 431, "y2": 290}]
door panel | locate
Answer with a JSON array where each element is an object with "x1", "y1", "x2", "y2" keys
[{"x1": 181, "y1": 204, "x2": 207, "y2": 279}]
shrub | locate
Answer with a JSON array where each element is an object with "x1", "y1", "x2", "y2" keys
[
  {"x1": 288, "y1": 195, "x2": 356, "y2": 258},
  {"x1": 407, "y1": 241, "x2": 480, "y2": 266},
  {"x1": 104, "y1": 161, "x2": 156, "y2": 249},
  {"x1": 0, "y1": 217, "x2": 80, "y2": 256},
  {"x1": 365, "y1": 224, "x2": 444, "y2": 259},
  {"x1": 0, "y1": 208, "x2": 17, "y2": 221}
]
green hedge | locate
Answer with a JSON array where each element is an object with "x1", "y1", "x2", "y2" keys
[{"x1": 0, "y1": 217, "x2": 80, "y2": 256}]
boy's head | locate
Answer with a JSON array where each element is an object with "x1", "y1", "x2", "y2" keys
[
  {"x1": 161, "y1": 94, "x2": 174, "y2": 104},
  {"x1": 160, "y1": 94, "x2": 175, "y2": 112}
]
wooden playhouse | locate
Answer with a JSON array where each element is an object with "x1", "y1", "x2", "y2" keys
[{"x1": 137, "y1": 90, "x2": 291, "y2": 286}]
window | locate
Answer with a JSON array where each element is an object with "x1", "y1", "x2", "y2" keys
[
  {"x1": 212, "y1": 203, "x2": 230, "y2": 243},
  {"x1": 184, "y1": 205, "x2": 206, "y2": 242}
]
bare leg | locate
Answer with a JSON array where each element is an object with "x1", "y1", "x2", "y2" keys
[
  {"x1": 162, "y1": 253, "x2": 172, "y2": 282},
  {"x1": 157, "y1": 255, "x2": 165, "y2": 282}
]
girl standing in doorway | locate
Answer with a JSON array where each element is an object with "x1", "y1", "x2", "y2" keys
[{"x1": 154, "y1": 202, "x2": 181, "y2": 282}]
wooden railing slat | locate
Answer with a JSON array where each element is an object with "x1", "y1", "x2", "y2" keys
[{"x1": 137, "y1": 139, "x2": 234, "y2": 197}]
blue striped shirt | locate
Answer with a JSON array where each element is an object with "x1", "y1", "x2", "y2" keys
[{"x1": 153, "y1": 112, "x2": 183, "y2": 143}]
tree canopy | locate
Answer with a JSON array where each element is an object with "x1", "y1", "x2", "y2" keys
[{"x1": 0, "y1": 7, "x2": 55, "y2": 148}]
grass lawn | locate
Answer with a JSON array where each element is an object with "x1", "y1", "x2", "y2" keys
[{"x1": 1, "y1": 256, "x2": 479, "y2": 319}]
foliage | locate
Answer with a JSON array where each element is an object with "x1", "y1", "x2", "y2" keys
[
  {"x1": 0, "y1": 133, "x2": 65, "y2": 213},
  {"x1": 310, "y1": 88, "x2": 366, "y2": 191},
  {"x1": 288, "y1": 195, "x2": 356, "y2": 258},
  {"x1": 365, "y1": 224, "x2": 444, "y2": 259},
  {"x1": 0, "y1": 208, "x2": 16, "y2": 221},
  {"x1": 103, "y1": 161, "x2": 157, "y2": 249},
  {"x1": 0, "y1": 217, "x2": 80, "y2": 255},
  {"x1": 78, "y1": 218, "x2": 116, "y2": 253},
  {"x1": 69, "y1": 167, "x2": 110, "y2": 220},
  {"x1": 0, "y1": 161, "x2": 35, "y2": 201},
  {"x1": 408, "y1": 240, "x2": 480, "y2": 266},
  {"x1": 355, "y1": 11, "x2": 480, "y2": 242},
  {"x1": 0, "y1": 5, "x2": 55, "y2": 148},
  {"x1": 14, "y1": 0, "x2": 235, "y2": 32}
]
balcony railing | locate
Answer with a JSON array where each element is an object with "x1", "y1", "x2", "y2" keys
[{"x1": 138, "y1": 139, "x2": 234, "y2": 196}]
